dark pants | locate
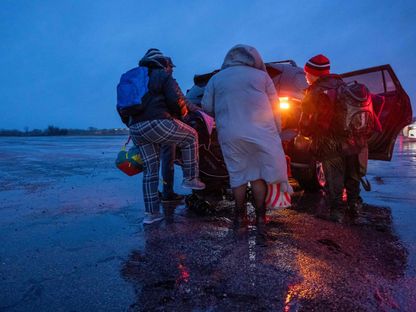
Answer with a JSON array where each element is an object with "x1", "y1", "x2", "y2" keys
[
  {"x1": 323, "y1": 154, "x2": 361, "y2": 210},
  {"x1": 161, "y1": 144, "x2": 175, "y2": 197}
]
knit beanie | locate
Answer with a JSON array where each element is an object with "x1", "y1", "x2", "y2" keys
[
  {"x1": 143, "y1": 48, "x2": 164, "y2": 60},
  {"x1": 304, "y1": 54, "x2": 330, "y2": 76},
  {"x1": 140, "y1": 48, "x2": 174, "y2": 68}
]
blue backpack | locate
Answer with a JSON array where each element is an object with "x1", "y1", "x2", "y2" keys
[{"x1": 116, "y1": 67, "x2": 149, "y2": 123}]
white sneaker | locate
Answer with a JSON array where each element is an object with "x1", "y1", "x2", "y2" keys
[
  {"x1": 143, "y1": 212, "x2": 164, "y2": 225},
  {"x1": 181, "y1": 177, "x2": 206, "y2": 190}
]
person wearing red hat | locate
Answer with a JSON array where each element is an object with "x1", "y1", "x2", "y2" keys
[
  {"x1": 304, "y1": 54, "x2": 331, "y2": 81},
  {"x1": 299, "y1": 54, "x2": 366, "y2": 223}
]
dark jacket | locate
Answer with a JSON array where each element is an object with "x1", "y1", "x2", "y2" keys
[
  {"x1": 120, "y1": 57, "x2": 192, "y2": 126},
  {"x1": 299, "y1": 74, "x2": 347, "y2": 160}
]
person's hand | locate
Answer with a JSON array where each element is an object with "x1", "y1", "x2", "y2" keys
[{"x1": 181, "y1": 111, "x2": 190, "y2": 123}]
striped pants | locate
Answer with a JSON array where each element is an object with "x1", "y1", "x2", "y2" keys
[{"x1": 130, "y1": 119, "x2": 199, "y2": 213}]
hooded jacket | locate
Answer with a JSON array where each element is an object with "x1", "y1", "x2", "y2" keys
[
  {"x1": 203, "y1": 44, "x2": 281, "y2": 133},
  {"x1": 120, "y1": 56, "x2": 189, "y2": 126},
  {"x1": 201, "y1": 44, "x2": 290, "y2": 188}
]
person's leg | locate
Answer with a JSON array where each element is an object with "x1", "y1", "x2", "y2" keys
[
  {"x1": 130, "y1": 121, "x2": 163, "y2": 218},
  {"x1": 250, "y1": 179, "x2": 267, "y2": 223},
  {"x1": 345, "y1": 154, "x2": 362, "y2": 215},
  {"x1": 156, "y1": 119, "x2": 204, "y2": 189},
  {"x1": 136, "y1": 142, "x2": 161, "y2": 215},
  {"x1": 232, "y1": 183, "x2": 248, "y2": 227},
  {"x1": 322, "y1": 156, "x2": 346, "y2": 222},
  {"x1": 251, "y1": 179, "x2": 268, "y2": 244},
  {"x1": 133, "y1": 119, "x2": 203, "y2": 190},
  {"x1": 160, "y1": 144, "x2": 175, "y2": 197},
  {"x1": 170, "y1": 120, "x2": 199, "y2": 180}
]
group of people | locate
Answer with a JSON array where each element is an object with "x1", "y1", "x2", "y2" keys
[{"x1": 122, "y1": 45, "x2": 368, "y2": 227}]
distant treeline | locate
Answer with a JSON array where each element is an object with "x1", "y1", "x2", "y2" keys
[{"x1": 0, "y1": 126, "x2": 128, "y2": 137}]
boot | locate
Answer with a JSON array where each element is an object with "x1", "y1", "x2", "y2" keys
[
  {"x1": 346, "y1": 201, "x2": 367, "y2": 224},
  {"x1": 329, "y1": 207, "x2": 343, "y2": 223},
  {"x1": 255, "y1": 206, "x2": 268, "y2": 246},
  {"x1": 233, "y1": 205, "x2": 248, "y2": 229},
  {"x1": 347, "y1": 203, "x2": 360, "y2": 218}
]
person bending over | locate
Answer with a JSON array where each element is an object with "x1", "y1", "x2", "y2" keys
[
  {"x1": 202, "y1": 44, "x2": 290, "y2": 237},
  {"x1": 128, "y1": 49, "x2": 205, "y2": 225}
]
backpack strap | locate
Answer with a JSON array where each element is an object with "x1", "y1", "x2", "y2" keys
[
  {"x1": 323, "y1": 88, "x2": 338, "y2": 104},
  {"x1": 360, "y1": 177, "x2": 371, "y2": 191}
]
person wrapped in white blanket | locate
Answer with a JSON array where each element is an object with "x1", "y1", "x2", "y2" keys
[{"x1": 202, "y1": 44, "x2": 292, "y2": 236}]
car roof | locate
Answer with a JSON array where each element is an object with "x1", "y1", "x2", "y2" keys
[
  {"x1": 193, "y1": 60, "x2": 308, "y2": 100},
  {"x1": 266, "y1": 61, "x2": 308, "y2": 99}
]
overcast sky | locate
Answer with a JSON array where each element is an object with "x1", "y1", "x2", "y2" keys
[{"x1": 0, "y1": 0, "x2": 415, "y2": 130}]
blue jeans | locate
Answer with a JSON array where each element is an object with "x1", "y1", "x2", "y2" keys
[{"x1": 161, "y1": 144, "x2": 175, "y2": 197}]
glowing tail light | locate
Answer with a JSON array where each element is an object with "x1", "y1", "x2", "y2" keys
[{"x1": 279, "y1": 97, "x2": 290, "y2": 110}]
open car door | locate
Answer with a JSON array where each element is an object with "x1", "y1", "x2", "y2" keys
[{"x1": 341, "y1": 65, "x2": 412, "y2": 161}]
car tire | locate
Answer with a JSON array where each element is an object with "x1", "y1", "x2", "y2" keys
[{"x1": 291, "y1": 161, "x2": 326, "y2": 192}]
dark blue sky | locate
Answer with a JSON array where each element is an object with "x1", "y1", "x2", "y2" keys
[{"x1": 1, "y1": 0, "x2": 415, "y2": 130}]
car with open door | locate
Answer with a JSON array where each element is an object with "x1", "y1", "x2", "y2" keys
[
  {"x1": 403, "y1": 117, "x2": 416, "y2": 139},
  {"x1": 186, "y1": 61, "x2": 412, "y2": 191},
  {"x1": 341, "y1": 65, "x2": 412, "y2": 159}
]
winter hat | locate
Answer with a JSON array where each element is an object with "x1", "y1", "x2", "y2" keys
[
  {"x1": 143, "y1": 48, "x2": 164, "y2": 60},
  {"x1": 140, "y1": 48, "x2": 174, "y2": 68},
  {"x1": 304, "y1": 54, "x2": 330, "y2": 76}
]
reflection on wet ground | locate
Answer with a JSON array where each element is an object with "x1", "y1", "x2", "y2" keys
[
  {"x1": 122, "y1": 194, "x2": 410, "y2": 311},
  {"x1": 1, "y1": 137, "x2": 416, "y2": 311}
]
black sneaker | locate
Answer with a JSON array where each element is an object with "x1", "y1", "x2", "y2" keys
[{"x1": 160, "y1": 192, "x2": 185, "y2": 203}]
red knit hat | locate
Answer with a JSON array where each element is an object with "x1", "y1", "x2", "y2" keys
[{"x1": 304, "y1": 54, "x2": 330, "y2": 76}]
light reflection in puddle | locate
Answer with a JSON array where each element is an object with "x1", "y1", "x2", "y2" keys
[
  {"x1": 397, "y1": 137, "x2": 416, "y2": 153},
  {"x1": 176, "y1": 254, "x2": 191, "y2": 294},
  {"x1": 282, "y1": 224, "x2": 362, "y2": 311}
]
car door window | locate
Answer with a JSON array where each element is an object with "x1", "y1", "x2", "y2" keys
[
  {"x1": 342, "y1": 69, "x2": 397, "y2": 95},
  {"x1": 383, "y1": 70, "x2": 396, "y2": 92},
  {"x1": 342, "y1": 71, "x2": 385, "y2": 94},
  {"x1": 341, "y1": 65, "x2": 412, "y2": 161}
]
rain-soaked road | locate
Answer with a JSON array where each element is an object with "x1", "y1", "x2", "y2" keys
[{"x1": 0, "y1": 136, "x2": 415, "y2": 311}]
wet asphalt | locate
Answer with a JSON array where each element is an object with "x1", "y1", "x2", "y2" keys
[{"x1": 0, "y1": 136, "x2": 415, "y2": 311}]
